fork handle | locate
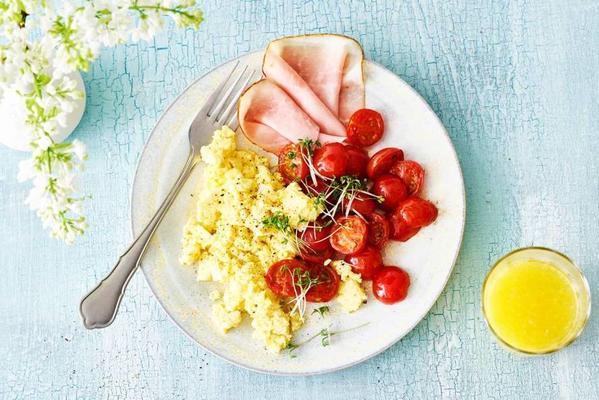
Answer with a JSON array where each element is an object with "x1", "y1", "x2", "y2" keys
[{"x1": 80, "y1": 150, "x2": 198, "y2": 329}]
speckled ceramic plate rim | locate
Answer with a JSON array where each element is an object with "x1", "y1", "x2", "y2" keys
[{"x1": 130, "y1": 52, "x2": 466, "y2": 376}]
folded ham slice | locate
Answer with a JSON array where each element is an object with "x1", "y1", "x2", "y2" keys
[
  {"x1": 238, "y1": 79, "x2": 319, "y2": 153},
  {"x1": 319, "y1": 133, "x2": 346, "y2": 144},
  {"x1": 238, "y1": 34, "x2": 366, "y2": 154},
  {"x1": 264, "y1": 34, "x2": 364, "y2": 129}
]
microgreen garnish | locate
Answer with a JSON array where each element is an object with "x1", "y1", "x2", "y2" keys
[
  {"x1": 284, "y1": 322, "x2": 370, "y2": 358},
  {"x1": 284, "y1": 342, "x2": 300, "y2": 358},
  {"x1": 312, "y1": 306, "x2": 330, "y2": 318},
  {"x1": 330, "y1": 176, "x2": 368, "y2": 194},
  {"x1": 319, "y1": 328, "x2": 332, "y2": 347},
  {"x1": 298, "y1": 138, "x2": 321, "y2": 156},
  {"x1": 263, "y1": 212, "x2": 311, "y2": 254},
  {"x1": 262, "y1": 212, "x2": 291, "y2": 233},
  {"x1": 313, "y1": 193, "x2": 327, "y2": 209},
  {"x1": 303, "y1": 174, "x2": 384, "y2": 220},
  {"x1": 281, "y1": 266, "x2": 322, "y2": 319}
]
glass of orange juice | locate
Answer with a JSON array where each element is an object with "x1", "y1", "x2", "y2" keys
[{"x1": 482, "y1": 247, "x2": 591, "y2": 355}]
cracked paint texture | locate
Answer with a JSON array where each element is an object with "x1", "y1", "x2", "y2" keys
[{"x1": 1, "y1": 0, "x2": 598, "y2": 399}]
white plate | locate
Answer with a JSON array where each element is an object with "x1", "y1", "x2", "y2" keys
[{"x1": 131, "y1": 52, "x2": 466, "y2": 375}]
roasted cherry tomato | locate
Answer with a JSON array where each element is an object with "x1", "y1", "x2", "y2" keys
[
  {"x1": 265, "y1": 259, "x2": 309, "y2": 297},
  {"x1": 372, "y1": 266, "x2": 411, "y2": 304},
  {"x1": 389, "y1": 210, "x2": 420, "y2": 241},
  {"x1": 306, "y1": 265, "x2": 341, "y2": 302},
  {"x1": 299, "y1": 246, "x2": 334, "y2": 264},
  {"x1": 313, "y1": 142, "x2": 348, "y2": 178},
  {"x1": 278, "y1": 143, "x2": 308, "y2": 184},
  {"x1": 344, "y1": 245, "x2": 383, "y2": 280},
  {"x1": 344, "y1": 144, "x2": 369, "y2": 177},
  {"x1": 347, "y1": 109, "x2": 385, "y2": 147},
  {"x1": 366, "y1": 148, "x2": 404, "y2": 180},
  {"x1": 372, "y1": 174, "x2": 408, "y2": 211},
  {"x1": 397, "y1": 197, "x2": 438, "y2": 227},
  {"x1": 330, "y1": 215, "x2": 368, "y2": 255},
  {"x1": 342, "y1": 192, "x2": 377, "y2": 216},
  {"x1": 389, "y1": 160, "x2": 425, "y2": 195},
  {"x1": 298, "y1": 220, "x2": 333, "y2": 252},
  {"x1": 367, "y1": 212, "x2": 390, "y2": 248}
]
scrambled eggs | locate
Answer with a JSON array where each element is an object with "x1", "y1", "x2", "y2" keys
[
  {"x1": 180, "y1": 127, "x2": 366, "y2": 352},
  {"x1": 332, "y1": 260, "x2": 367, "y2": 312}
]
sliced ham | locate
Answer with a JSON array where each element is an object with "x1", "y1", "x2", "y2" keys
[
  {"x1": 319, "y1": 133, "x2": 346, "y2": 144},
  {"x1": 239, "y1": 122, "x2": 290, "y2": 154},
  {"x1": 238, "y1": 79, "x2": 319, "y2": 153},
  {"x1": 264, "y1": 34, "x2": 364, "y2": 129},
  {"x1": 337, "y1": 39, "x2": 365, "y2": 123},
  {"x1": 263, "y1": 52, "x2": 346, "y2": 137}
]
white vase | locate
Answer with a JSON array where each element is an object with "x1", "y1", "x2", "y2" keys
[{"x1": 0, "y1": 70, "x2": 86, "y2": 151}]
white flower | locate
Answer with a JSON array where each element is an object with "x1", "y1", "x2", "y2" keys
[
  {"x1": 14, "y1": 73, "x2": 34, "y2": 94},
  {"x1": 71, "y1": 140, "x2": 87, "y2": 161},
  {"x1": 2, "y1": 0, "x2": 203, "y2": 243},
  {"x1": 36, "y1": 135, "x2": 54, "y2": 151}
]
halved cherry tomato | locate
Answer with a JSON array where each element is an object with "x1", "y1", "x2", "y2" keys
[
  {"x1": 306, "y1": 265, "x2": 341, "y2": 302},
  {"x1": 372, "y1": 174, "x2": 408, "y2": 211},
  {"x1": 389, "y1": 160, "x2": 424, "y2": 195},
  {"x1": 366, "y1": 148, "x2": 404, "y2": 180},
  {"x1": 389, "y1": 210, "x2": 420, "y2": 241},
  {"x1": 344, "y1": 245, "x2": 383, "y2": 280},
  {"x1": 330, "y1": 215, "x2": 368, "y2": 255},
  {"x1": 397, "y1": 197, "x2": 438, "y2": 227},
  {"x1": 299, "y1": 246, "x2": 334, "y2": 264},
  {"x1": 313, "y1": 142, "x2": 348, "y2": 178},
  {"x1": 344, "y1": 144, "x2": 369, "y2": 178},
  {"x1": 278, "y1": 143, "x2": 308, "y2": 184},
  {"x1": 265, "y1": 259, "x2": 309, "y2": 297},
  {"x1": 342, "y1": 192, "x2": 376, "y2": 216},
  {"x1": 298, "y1": 220, "x2": 333, "y2": 252},
  {"x1": 367, "y1": 212, "x2": 390, "y2": 248},
  {"x1": 347, "y1": 109, "x2": 385, "y2": 147},
  {"x1": 372, "y1": 266, "x2": 411, "y2": 304}
]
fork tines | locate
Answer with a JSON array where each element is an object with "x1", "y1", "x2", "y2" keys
[{"x1": 205, "y1": 62, "x2": 260, "y2": 128}]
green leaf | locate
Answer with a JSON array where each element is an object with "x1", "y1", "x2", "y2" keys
[{"x1": 311, "y1": 306, "x2": 330, "y2": 318}]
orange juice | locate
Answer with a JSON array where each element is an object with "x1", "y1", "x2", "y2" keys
[{"x1": 482, "y1": 248, "x2": 590, "y2": 354}]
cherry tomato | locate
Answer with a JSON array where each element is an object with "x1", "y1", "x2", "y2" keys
[
  {"x1": 299, "y1": 246, "x2": 334, "y2": 264},
  {"x1": 389, "y1": 210, "x2": 420, "y2": 241},
  {"x1": 306, "y1": 265, "x2": 341, "y2": 302},
  {"x1": 389, "y1": 160, "x2": 424, "y2": 195},
  {"x1": 342, "y1": 192, "x2": 377, "y2": 216},
  {"x1": 347, "y1": 109, "x2": 385, "y2": 147},
  {"x1": 302, "y1": 178, "x2": 328, "y2": 195},
  {"x1": 367, "y1": 212, "x2": 390, "y2": 248},
  {"x1": 344, "y1": 245, "x2": 383, "y2": 280},
  {"x1": 265, "y1": 259, "x2": 309, "y2": 297},
  {"x1": 278, "y1": 143, "x2": 308, "y2": 184},
  {"x1": 344, "y1": 144, "x2": 369, "y2": 177},
  {"x1": 397, "y1": 197, "x2": 438, "y2": 227},
  {"x1": 372, "y1": 266, "x2": 411, "y2": 304},
  {"x1": 372, "y1": 174, "x2": 408, "y2": 211},
  {"x1": 366, "y1": 148, "x2": 404, "y2": 180},
  {"x1": 297, "y1": 220, "x2": 333, "y2": 252},
  {"x1": 330, "y1": 215, "x2": 368, "y2": 255},
  {"x1": 313, "y1": 142, "x2": 348, "y2": 178}
]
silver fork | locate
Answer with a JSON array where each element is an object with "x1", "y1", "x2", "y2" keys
[{"x1": 80, "y1": 62, "x2": 258, "y2": 329}]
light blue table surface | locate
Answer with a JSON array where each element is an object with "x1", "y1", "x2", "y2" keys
[{"x1": 1, "y1": 1, "x2": 598, "y2": 399}]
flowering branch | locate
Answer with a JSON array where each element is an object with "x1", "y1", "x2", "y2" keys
[{"x1": 0, "y1": 1, "x2": 203, "y2": 243}]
